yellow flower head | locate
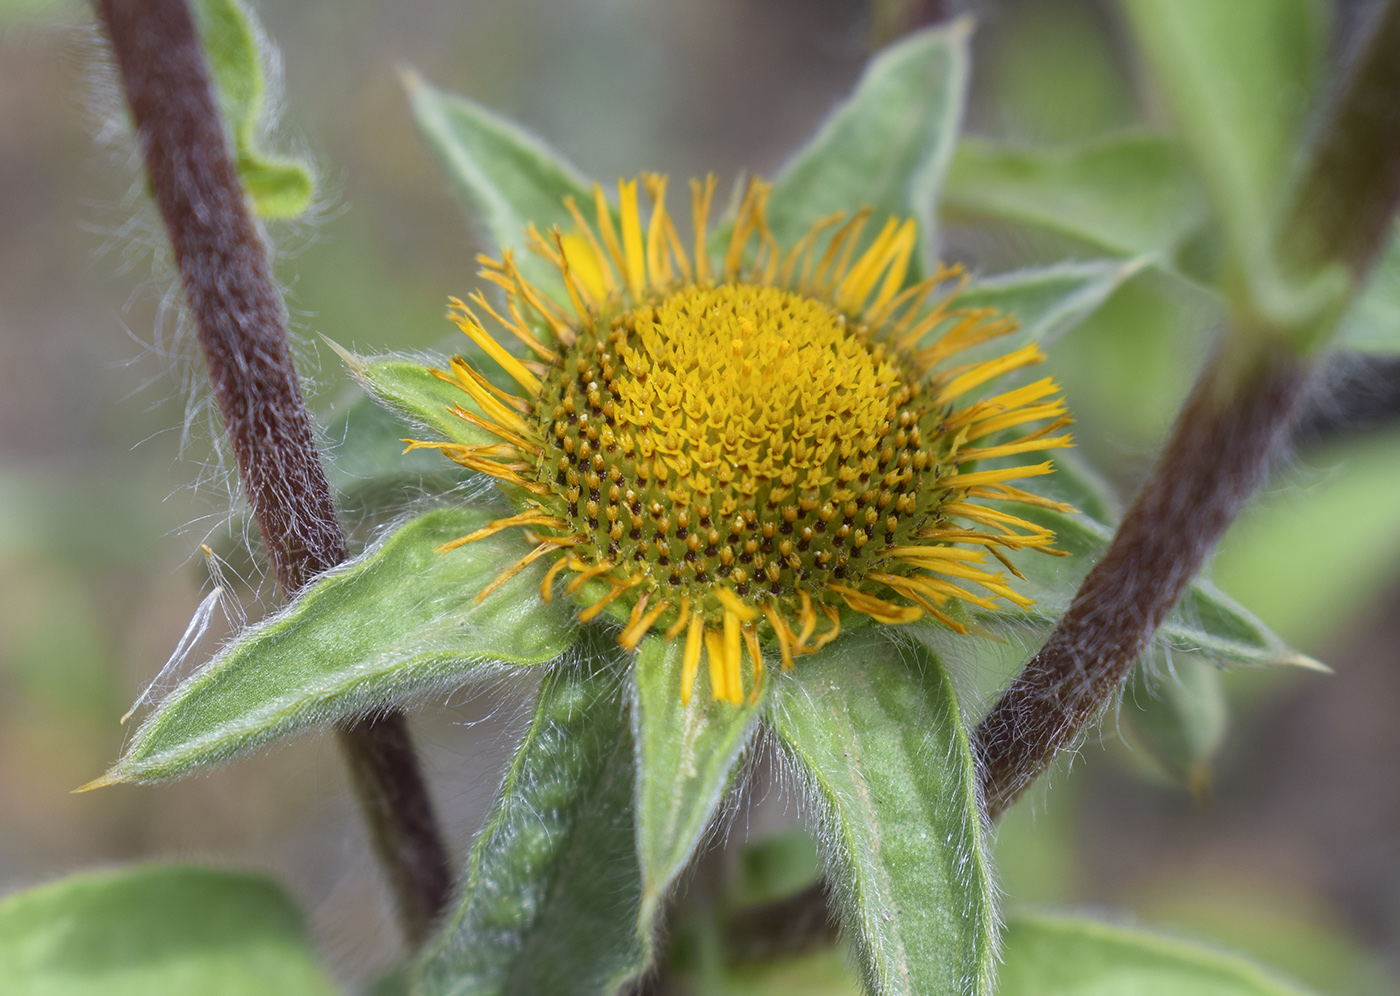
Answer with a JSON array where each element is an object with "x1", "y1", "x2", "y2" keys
[{"x1": 411, "y1": 174, "x2": 1073, "y2": 705}]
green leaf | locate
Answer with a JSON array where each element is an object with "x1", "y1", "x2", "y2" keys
[
  {"x1": 190, "y1": 0, "x2": 314, "y2": 217},
  {"x1": 405, "y1": 70, "x2": 595, "y2": 295},
  {"x1": 632, "y1": 634, "x2": 765, "y2": 929},
  {"x1": 999, "y1": 913, "x2": 1318, "y2": 996},
  {"x1": 96, "y1": 507, "x2": 576, "y2": 785},
  {"x1": 415, "y1": 651, "x2": 647, "y2": 996},
  {"x1": 0, "y1": 864, "x2": 339, "y2": 996},
  {"x1": 1118, "y1": 0, "x2": 1328, "y2": 297},
  {"x1": 943, "y1": 133, "x2": 1208, "y2": 257},
  {"x1": 766, "y1": 19, "x2": 971, "y2": 271},
  {"x1": 1126, "y1": 652, "x2": 1229, "y2": 793},
  {"x1": 330, "y1": 343, "x2": 500, "y2": 449},
  {"x1": 769, "y1": 629, "x2": 996, "y2": 996},
  {"x1": 235, "y1": 154, "x2": 315, "y2": 219}
]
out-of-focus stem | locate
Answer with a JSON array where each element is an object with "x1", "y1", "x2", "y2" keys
[
  {"x1": 1282, "y1": 0, "x2": 1400, "y2": 279},
  {"x1": 95, "y1": 0, "x2": 451, "y2": 946}
]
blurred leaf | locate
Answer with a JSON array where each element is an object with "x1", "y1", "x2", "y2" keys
[
  {"x1": 632, "y1": 634, "x2": 765, "y2": 929},
  {"x1": 1126, "y1": 652, "x2": 1229, "y2": 793},
  {"x1": 1142, "y1": 885, "x2": 1400, "y2": 996},
  {"x1": 1118, "y1": 0, "x2": 1328, "y2": 304},
  {"x1": 1044, "y1": 268, "x2": 1218, "y2": 446},
  {"x1": 190, "y1": 0, "x2": 314, "y2": 217},
  {"x1": 944, "y1": 134, "x2": 1208, "y2": 256},
  {"x1": 406, "y1": 70, "x2": 595, "y2": 295},
  {"x1": 732, "y1": 830, "x2": 824, "y2": 908},
  {"x1": 999, "y1": 913, "x2": 1317, "y2": 996},
  {"x1": 769, "y1": 628, "x2": 996, "y2": 996},
  {"x1": 1338, "y1": 224, "x2": 1400, "y2": 351},
  {"x1": 322, "y1": 388, "x2": 461, "y2": 515},
  {"x1": 0, "y1": 0, "x2": 76, "y2": 24},
  {"x1": 415, "y1": 653, "x2": 647, "y2": 996},
  {"x1": 989, "y1": 757, "x2": 1082, "y2": 906},
  {"x1": 0, "y1": 865, "x2": 339, "y2": 996},
  {"x1": 984, "y1": 0, "x2": 1134, "y2": 143},
  {"x1": 766, "y1": 20, "x2": 971, "y2": 272},
  {"x1": 97, "y1": 507, "x2": 575, "y2": 785},
  {"x1": 712, "y1": 949, "x2": 864, "y2": 996},
  {"x1": 234, "y1": 155, "x2": 314, "y2": 218}
]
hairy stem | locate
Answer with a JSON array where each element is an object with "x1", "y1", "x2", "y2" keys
[
  {"x1": 1292, "y1": 351, "x2": 1400, "y2": 445},
  {"x1": 96, "y1": 0, "x2": 450, "y2": 945},
  {"x1": 975, "y1": 345, "x2": 1307, "y2": 819}
]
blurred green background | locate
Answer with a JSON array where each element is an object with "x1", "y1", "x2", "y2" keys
[{"x1": 1, "y1": 0, "x2": 1398, "y2": 991}]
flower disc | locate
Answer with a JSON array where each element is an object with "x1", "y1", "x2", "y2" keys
[
  {"x1": 542, "y1": 282, "x2": 945, "y2": 609},
  {"x1": 412, "y1": 175, "x2": 1074, "y2": 703}
]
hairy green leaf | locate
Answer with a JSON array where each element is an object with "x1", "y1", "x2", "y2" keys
[
  {"x1": 766, "y1": 20, "x2": 971, "y2": 272},
  {"x1": 632, "y1": 634, "x2": 765, "y2": 929},
  {"x1": 406, "y1": 71, "x2": 595, "y2": 295},
  {"x1": 416, "y1": 651, "x2": 647, "y2": 996},
  {"x1": 96, "y1": 507, "x2": 575, "y2": 785},
  {"x1": 769, "y1": 629, "x2": 996, "y2": 996},
  {"x1": 190, "y1": 0, "x2": 314, "y2": 217},
  {"x1": 944, "y1": 133, "x2": 1208, "y2": 256},
  {"x1": 0, "y1": 865, "x2": 339, "y2": 996},
  {"x1": 999, "y1": 913, "x2": 1317, "y2": 996},
  {"x1": 330, "y1": 343, "x2": 499, "y2": 449},
  {"x1": 1119, "y1": 0, "x2": 1328, "y2": 304}
]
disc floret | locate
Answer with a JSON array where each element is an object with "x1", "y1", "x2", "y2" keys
[{"x1": 411, "y1": 175, "x2": 1074, "y2": 704}]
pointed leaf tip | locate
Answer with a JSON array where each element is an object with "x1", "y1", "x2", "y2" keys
[
  {"x1": 767, "y1": 14, "x2": 971, "y2": 271},
  {"x1": 107, "y1": 507, "x2": 577, "y2": 784},
  {"x1": 72, "y1": 772, "x2": 120, "y2": 794},
  {"x1": 321, "y1": 335, "x2": 369, "y2": 378}
]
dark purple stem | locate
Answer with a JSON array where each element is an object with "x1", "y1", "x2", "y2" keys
[
  {"x1": 975, "y1": 346, "x2": 1307, "y2": 819},
  {"x1": 96, "y1": 0, "x2": 450, "y2": 945}
]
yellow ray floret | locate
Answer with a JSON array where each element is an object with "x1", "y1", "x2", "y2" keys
[{"x1": 416, "y1": 174, "x2": 1076, "y2": 702}]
